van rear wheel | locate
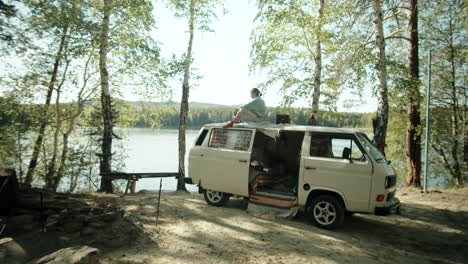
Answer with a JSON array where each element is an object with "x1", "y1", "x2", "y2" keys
[
  {"x1": 204, "y1": 190, "x2": 229, "y2": 207},
  {"x1": 307, "y1": 195, "x2": 344, "y2": 230}
]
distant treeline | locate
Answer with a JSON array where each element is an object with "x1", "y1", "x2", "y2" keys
[
  {"x1": 132, "y1": 106, "x2": 375, "y2": 129},
  {"x1": 0, "y1": 101, "x2": 374, "y2": 130}
]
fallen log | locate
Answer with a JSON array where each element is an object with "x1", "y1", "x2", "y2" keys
[{"x1": 35, "y1": 246, "x2": 100, "y2": 264}]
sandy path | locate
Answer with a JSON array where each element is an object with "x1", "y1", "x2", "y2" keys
[{"x1": 102, "y1": 188, "x2": 468, "y2": 264}]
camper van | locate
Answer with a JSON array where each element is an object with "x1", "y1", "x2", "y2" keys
[{"x1": 185, "y1": 123, "x2": 400, "y2": 229}]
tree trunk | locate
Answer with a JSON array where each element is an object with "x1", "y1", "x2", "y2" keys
[
  {"x1": 405, "y1": 0, "x2": 422, "y2": 187},
  {"x1": 45, "y1": 57, "x2": 70, "y2": 190},
  {"x1": 464, "y1": 81, "x2": 467, "y2": 176},
  {"x1": 177, "y1": 0, "x2": 195, "y2": 191},
  {"x1": 308, "y1": 0, "x2": 324, "y2": 126},
  {"x1": 55, "y1": 53, "x2": 92, "y2": 191},
  {"x1": 371, "y1": 0, "x2": 389, "y2": 156},
  {"x1": 55, "y1": 111, "x2": 81, "y2": 191},
  {"x1": 24, "y1": 24, "x2": 69, "y2": 185},
  {"x1": 45, "y1": 86, "x2": 61, "y2": 190},
  {"x1": 99, "y1": 0, "x2": 113, "y2": 193},
  {"x1": 447, "y1": 7, "x2": 463, "y2": 186}
]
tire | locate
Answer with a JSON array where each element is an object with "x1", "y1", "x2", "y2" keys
[
  {"x1": 204, "y1": 190, "x2": 230, "y2": 207},
  {"x1": 307, "y1": 195, "x2": 345, "y2": 230},
  {"x1": 345, "y1": 211, "x2": 355, "y2": 217}
]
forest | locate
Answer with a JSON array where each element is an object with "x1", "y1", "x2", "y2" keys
[{"x1": 0, "y1": 0, "x2": 466, "y2": 193}]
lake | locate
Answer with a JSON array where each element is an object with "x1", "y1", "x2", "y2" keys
[{"x1": 115, "y1": 128, "x2": 199, "y2": 192}]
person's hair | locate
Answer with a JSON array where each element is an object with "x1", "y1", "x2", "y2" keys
[{"x1": 251, "y1": 88, "x2": 261, "y2": 96}]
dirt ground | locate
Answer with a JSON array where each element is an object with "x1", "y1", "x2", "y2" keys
[{"x1": 101, "y1": 187, "x2": 468, "y2": 264}]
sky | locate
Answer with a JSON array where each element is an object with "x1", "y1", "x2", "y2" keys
[{"x1": 148, "y1": 0, "x2": 378, "y2": 113}]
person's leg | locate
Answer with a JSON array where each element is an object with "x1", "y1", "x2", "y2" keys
[
  {"x1": 237, "y1": 108, "x2": 262, "y2": 122},
  {"x1": 224, "y1": 108, "x2": 262, "y2": 128}
]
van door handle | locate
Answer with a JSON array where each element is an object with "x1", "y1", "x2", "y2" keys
[
  {"x1": 305, "y1": 166, "x2": 316, "y2": 170},
  {"x1": 239, "y1": 159, "x2": 247, "y2": 163},
  {"x1": 199, "y1": 154, "x2": 204, "y2": 157}
]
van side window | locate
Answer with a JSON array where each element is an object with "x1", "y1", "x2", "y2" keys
[
  {"x1": 209, "y1": 129, "x2": 252, "y2": 151},
  {"x1": 195, "y1": 129, "x2": 208, "y2": 146},
  {"x1": 310, "y1": 134, "x2": 333, "y2": 158},
  {"x1": 310, "y1": 134, "x2": 365, "y2": 161}
]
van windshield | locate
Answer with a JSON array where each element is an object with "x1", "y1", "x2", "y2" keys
[{"x1": 356, "y1": 133, "x2": 387, "y2": 163}]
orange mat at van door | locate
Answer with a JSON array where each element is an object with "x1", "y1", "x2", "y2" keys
[{"x1": 249, "y1": 192, "x2": 298, "y2": 210}]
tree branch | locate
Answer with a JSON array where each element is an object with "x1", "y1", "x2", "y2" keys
[{"x1": 385, "y1": 28, "x2": 409, "y2": 40}]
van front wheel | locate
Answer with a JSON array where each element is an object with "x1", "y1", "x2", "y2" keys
[
  {"x1": 307, "y1": 195, "x2": 344, "y2": 230},
  {"x1": 204, "y1": 190, "x2": 229, "y2": 207}
]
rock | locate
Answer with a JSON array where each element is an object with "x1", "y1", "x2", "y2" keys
[
  {"x1": 58, "y1": 236, "x2": 71, "y2": 247},
  {"x1": 71, "y1": 214, "x2": 87, "y2": 227},
  {"x1": 88, "y1": 221, "x2": 106, "y2": 229},
  {"x1": 63, "y1": 220, "x2": 83, "y2": 233},
  {"x1": 9, "y1": 214, "x2": 36, "y2": 232},
  {"x1": 44, "y1": 220, "x2": 59, "y2": 229},
  {"x1": 103, "y1": 237, "x2": 127, "y2": 248},
  {"x1": 102, "y1": 211, "x2": 120, "y2": 222},
  {"x1": 81, "y1": 227, "x2": 97, "y2": 236},
  {"x1": 44, "y1": 210, "x2": 57, "y2": 216},
  {"x1": 36, "y1": 246, "x2": 100, "y2": 264},
  {"x1": 59, "y1": 209, "x2": 69, "y2": 216},
  {"x1": 14, "y1": 208, "x2": 38, "y2": 215},
  {"x1": 88, "y1": 210, "x2": 121, "y2": 223},
  {"x1": 44, "y1": 214, "x2": 60, "y2": 231},
  {"x1": 46, "y1": 214, "x2": 61, "y2": 224},
  {"x1": 10, "y1": 214, "x2": 35, "y2": 226},
  {"x1": 0, "y1": 237, "x2": 30, "y2": 263},
  {"x1": 17, "y1": 192, "x2": 89, "y2": 211},
  {"x1": 89, "y1": 208, "x2": 105, "y2": 215}
]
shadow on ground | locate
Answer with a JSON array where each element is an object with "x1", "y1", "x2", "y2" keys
[{"x1": 106, "y1": 191, "x2": 468, "y2": 264}]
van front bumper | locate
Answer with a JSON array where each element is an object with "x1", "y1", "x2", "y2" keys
[{"x1": 375, "y1": 198, "x2": 400, "y2": 216}]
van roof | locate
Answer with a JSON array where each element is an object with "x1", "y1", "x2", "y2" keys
[{"x1": 202, "y1": 122, "x2": 365, "y2": 134}]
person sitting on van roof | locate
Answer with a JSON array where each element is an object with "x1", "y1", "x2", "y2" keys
[{"x1": 223, "y1": 88, "x2": 266, "y2": 128}]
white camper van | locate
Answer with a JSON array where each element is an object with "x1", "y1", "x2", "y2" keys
[{"x1": 185, "y1": 123, "x2": 400, "y2": 229}]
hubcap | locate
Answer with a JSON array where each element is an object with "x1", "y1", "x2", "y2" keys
[
  {"x1": 206, "y1": 190, "x2": 223, "y2": 203},
  {"x1": 313, "y1": 201, "x2": 337, "y2": 225}
]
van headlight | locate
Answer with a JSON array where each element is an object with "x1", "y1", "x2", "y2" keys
[{"x1": 385, "y1": 175, "x2": 397, "y2": 188}]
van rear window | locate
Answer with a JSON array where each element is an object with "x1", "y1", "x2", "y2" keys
[{"x1": 209, "y1": 129, "x2": 252, "y2": 151}]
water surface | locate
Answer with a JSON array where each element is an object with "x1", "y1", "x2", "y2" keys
[{"x1": 117, "y1": 128, "x2": 199, "y2": 192}]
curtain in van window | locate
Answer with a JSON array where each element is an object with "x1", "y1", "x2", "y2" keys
[{"x1": 209, "y1": 129, "x2": 252, "y2": 151}]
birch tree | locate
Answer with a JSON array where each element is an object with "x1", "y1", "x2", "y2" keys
[
  {"x1": 167, "y1": 0, "x2": 224, "y2": 191},
  {"x1": 90, "y1": 0, "x2": 175, "y2": 192},
  {"x1": 371, "y1": 0, "x2": 389, "y2": 155},
  {"x1": 178, "y1": 0, "x2": 195, "y2": 192},
  {"x1": 307, "y1": 0, "x2": 325, "y2": 125},
  {"x1": 251, "y1": 0, "x2": 346, "y2": 121},
  {"x1": 23, "y1": 0, "x2": 84, "y2": 185},
  {"x1": 97, "y1": 0, "x2": 113, "y2": 192}
]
